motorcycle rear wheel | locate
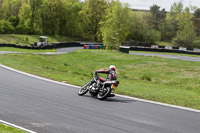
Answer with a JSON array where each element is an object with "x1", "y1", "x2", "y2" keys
[
  {"x1": 78, "y1": 83, "x2": 89, "y2": 96},
  {"x1": 97, "y1": 86, "x2": 111, "y2": 100}
]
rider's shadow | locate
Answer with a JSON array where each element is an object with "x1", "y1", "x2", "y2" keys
[{"x1": 104, "y1": 97, "x2": 137, "y2": 103}]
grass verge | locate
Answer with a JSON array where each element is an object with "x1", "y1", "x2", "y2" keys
[
  {"x1": 0, "y1": 50, "x2": 200, "y2": 110},
  {"x1": 0, "y1": 123, "x2": 26, "y2": 133}
]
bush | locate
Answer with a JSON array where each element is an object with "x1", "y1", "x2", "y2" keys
[
  {"x1": 193, "y1": 39, "x2": 200, "y2": 48},
  {"x1": 144, "y1": 30, "x2": 161, "y2": 44},
  {"x1": 14, "y1": 24, "x2": 32, "y2": 34},
  {"x1": 0, "y1": 20, "x2": 14, "y2": 34},
  {"x1": 172, "y1": 36, "x2": 196, "y2": 49}
]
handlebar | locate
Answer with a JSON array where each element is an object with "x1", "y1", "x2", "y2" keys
[{"x1": 91, "y1": 71, "x2": 99, "y2": 78}]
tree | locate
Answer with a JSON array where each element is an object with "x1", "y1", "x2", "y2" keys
[
  {"x1": 80, "y1": 0, "x2": 108, "y2": 41},
  {"x1": 1, "y1": 0, "x2": 29, "y2": 28},
  {"x1": 168, "y1": 2, "x2": 184, "y2": 34},
  {"x1": 40, "y1": 0, "x2": 66, "y2": 35},
  {"x1": 0, "y1": 0, "x2": 4, "y2": 20},
  {"x1": 173, "y1": 11, "x2": 196, "y2": 48},
  {"x1": 127, "y1": 10, "x2": 161, "y2": 44},
  {"x1": 64, "y1": 0, "x2": 83, "y2": 37},
  {"x1": 170, "y1": 2, "x2": 183, "y2": 16},
  {"x1": 1, "y1": 0, "x2": 27, "y2": 19},
  {"x1": 29, "y1": 0, "x2": 43, "y2": 30},
  {"x1": 100, "y1": 0, "x2": 130, "y2": 49},
  {"x1": 17, "y1": 2, "x2": 32, "y2": 34},
  {"x1": 193, "y1": 8, "x2": 200, "y2": 36},
  {"x1": 159, "y1": 14, "x2": 176, "y2": 41},
  {"x1": 149, "y1": 4, "x2": 166, "y2": 30}
]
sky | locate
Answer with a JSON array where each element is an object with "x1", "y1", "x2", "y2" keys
[
  {"x1": 80, "y1": 0, "x2": 200, "y2": 11},
  {"x1": 118, "y1": 0, "x2": 200, "y2": 11}
]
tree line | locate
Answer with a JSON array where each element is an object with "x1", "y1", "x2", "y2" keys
[{"x1": 0, "y1": 0, "x2": 200, "y2": 49}]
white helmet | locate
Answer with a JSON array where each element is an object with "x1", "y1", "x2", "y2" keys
[{"x1": 109, "y1": 65, "x2": 116, "y2": 71}]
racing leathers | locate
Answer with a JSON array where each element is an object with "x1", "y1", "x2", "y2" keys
[
  {"x1": 94, "y1": 69, "x2": 117, "y2": 97},
  {"x1": 95, "y1": 69, "x2": 117, "y2": 82}
]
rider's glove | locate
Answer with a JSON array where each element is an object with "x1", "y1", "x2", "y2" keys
[{"x1": 94, "y1": 71, "x2": 97, "y2": 76}]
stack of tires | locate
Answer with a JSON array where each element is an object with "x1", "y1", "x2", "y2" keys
[{"x1": 84, "y1": 45, "x2": 103, "y2": 49}]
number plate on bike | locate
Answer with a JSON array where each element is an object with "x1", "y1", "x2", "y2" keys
[{"x1": 112, "y1": 84, "x2": 117, "y2": 90}]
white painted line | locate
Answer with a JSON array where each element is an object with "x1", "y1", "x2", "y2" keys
[
  {"x1": 115, "y1": 94, "x2": 200, "y2": 113},
  {"x1": 0, "y1": 120, "x2": 37, "y2": 133},
  {"x1": 0, "y1": 64, "x2": 200, "y2": 114}
]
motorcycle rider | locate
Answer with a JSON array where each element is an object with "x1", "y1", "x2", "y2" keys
[{"x1": 94, "y1": 65, "x2": 117, "y2": 97}]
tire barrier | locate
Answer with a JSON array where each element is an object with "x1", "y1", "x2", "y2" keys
[
  {"x1": 83, "y1": 45, "x2": 89, "y2": 49},
  {"x1": 119, "y1": 46, "x2": 130, "y2": 54},
  {"x1": 83, "y1": 45, "x2": 103, "y2": 49},
  {"x1": 94, "y1": 45, "x2": 98, "y2": 49},
  {"x1": 130, "y1": 46, "x2": 200, "y2": 55},
  {"x1": 0, "y1": 42, "x2": 82, "y2": 49},
  {"x1": 89, "y1": 45, "x2": 94, "y2": 49},
  {"x1": 98, "y1": 45, "x2": 103, "y2": 49}
]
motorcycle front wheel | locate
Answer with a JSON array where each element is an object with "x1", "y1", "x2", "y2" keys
[
  {"x1": 97, "y1": 86, "x2": 111, "y2": 100},
  {"x1": 78, "y1": 83, "x2": 89, "y2": 96}
]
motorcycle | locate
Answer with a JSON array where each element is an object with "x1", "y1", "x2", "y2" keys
[{"x1": 78, "y1": 74, "x2": 119, "y2": 100}]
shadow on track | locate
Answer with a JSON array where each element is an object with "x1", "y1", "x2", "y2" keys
[
  {"x1": 104, "y1": 98, "x2": 137, "y2": 103},
  {"x1": 79, "y1": 94, "x2": 136, "y2": 103}
]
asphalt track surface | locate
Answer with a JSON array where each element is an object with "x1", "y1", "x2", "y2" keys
[
  {"x1": 0, "y1": 47, "x2": 83, "y2": 55},
  {"x1": 0, "y1": 66, "x2": 200, "y2": 133},
  {"x1": 130, "y1": 52, "x2": 200, "y2": 62}
]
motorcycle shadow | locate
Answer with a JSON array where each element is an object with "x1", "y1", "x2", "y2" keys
[
  {"x1": 104, "y1": 98, "x2": 137, "y2": 103},
  {"x1": 82, "y1": 95, "x2": 136, "y2": 103}
]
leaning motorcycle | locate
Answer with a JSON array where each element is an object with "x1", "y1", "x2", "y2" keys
[{"x1": 78, "y1": 74, "x2": 119, "y2": 100}]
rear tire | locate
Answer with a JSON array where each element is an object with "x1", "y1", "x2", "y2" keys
[
  {"x1": 78, "y1": 83, "x2": 89, "y2": 96},
  {"x1": 97, "y1": 86, "x2": 111, "y2": 100}
]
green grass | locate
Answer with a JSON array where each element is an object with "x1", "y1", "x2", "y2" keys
[
  {"x1": 157, "y1": 41, "x2": 173, "y2": 46},
  {"x1": 0, "y1": 50, "x2": 200, "y2": 110},
  {"x1": 0, "y1": 34, "x2": 78, "y2": 46},
  {"x1": 0, "y1": 47, "x2": 56, "y2": 53},
  {"x1": 0, "y1": 123, "x2": 26, "y2": 133}
]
